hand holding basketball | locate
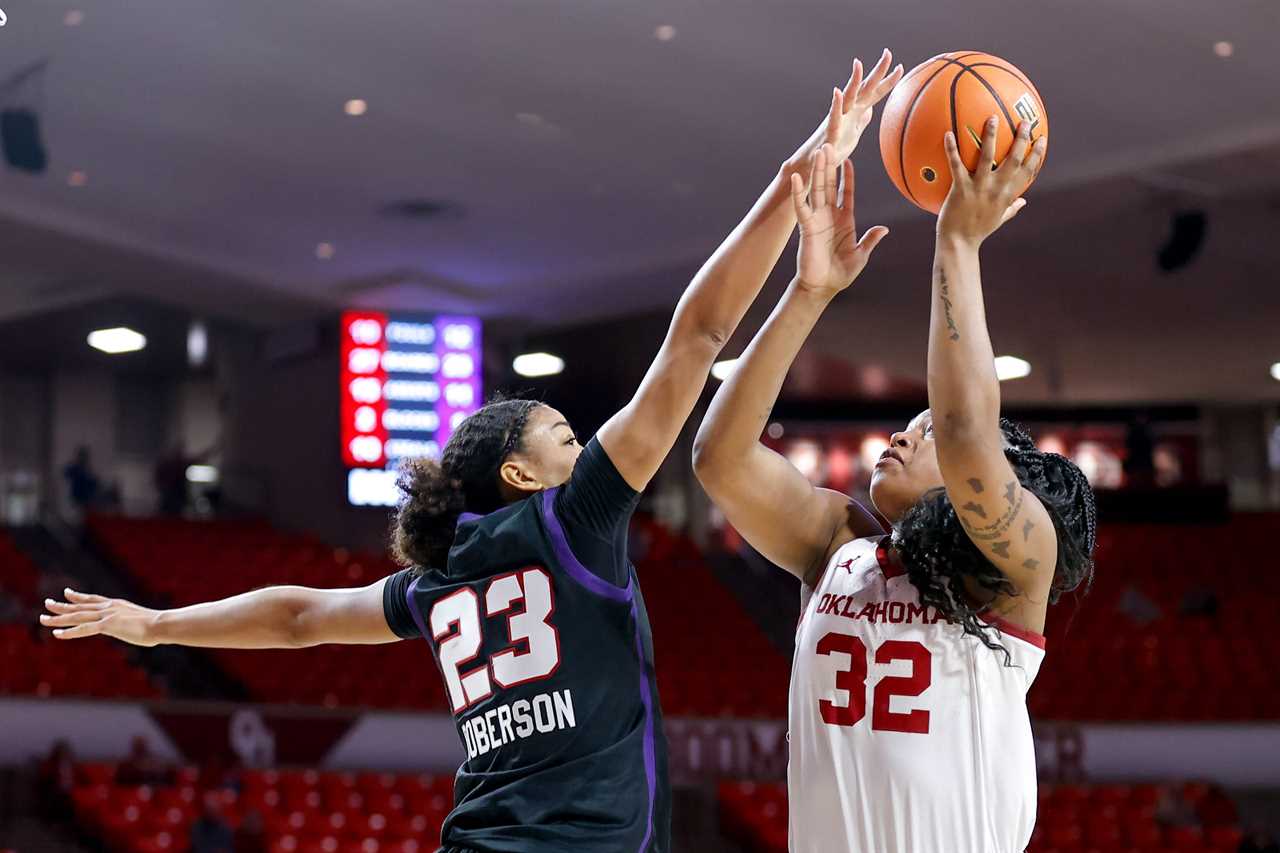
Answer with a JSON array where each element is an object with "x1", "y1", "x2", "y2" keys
[
  {"x1": 790, "y1": 145, "x2": 889, "y2": 296},
  {"x1": 937, "y1": 118, "x2": 1046, "y2": 246}
]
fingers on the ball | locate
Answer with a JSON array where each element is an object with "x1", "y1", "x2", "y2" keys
[
  {"x1": 943, "y1": 132, "x2": 966, "y2": 181},
  {"x1": 1006, "y1": 123, "x2": 1032, "y2": 169},
  {"x1": 977, "y1": 116, "x2": 999, "y2": 173},
  {"x1": 1023, "y1": 137, "x2": 1048, "y2": 175}
]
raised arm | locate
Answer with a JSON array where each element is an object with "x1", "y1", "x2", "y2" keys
[
  {"x1": 694, "y1": 147, "x2": 888, "y2": 583},
  {"x1": 41, "y1": 581, "x2": 400, "y2": 648},
  {"x1": 600, "y1": 52, "x2": 902, "y2": 491},
  {"x1": 929, "y1": 118, "x2": 1056, "y2": 599}
]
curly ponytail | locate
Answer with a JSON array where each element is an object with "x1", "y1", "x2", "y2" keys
[
  {"x1": 391, "y1": 396, "x2": 540, "y2": 571},
  {"x1": 893, "y1": 419, "x2": 1097, "y2": 662}
]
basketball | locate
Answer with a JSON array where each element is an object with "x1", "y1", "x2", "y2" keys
[{"x1": 878, "y1": 52, "x2": 1048, "y2": 214}]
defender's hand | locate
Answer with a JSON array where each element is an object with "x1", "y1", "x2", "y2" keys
[{"x1": 41, "y1": 589, "x2": 160, "y2": 646}]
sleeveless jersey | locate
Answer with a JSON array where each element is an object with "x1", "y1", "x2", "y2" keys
[
  {"x1": 787, "y1": 536, "x2": 1045, "y2": 853},
  {"x1": 383, "y1": 439, "x2": 669, "y2": 853}
]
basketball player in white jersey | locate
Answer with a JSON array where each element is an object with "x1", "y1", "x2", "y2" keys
[{"x1": 693, "y1": 118, "x2": 1096, "y2": 853}]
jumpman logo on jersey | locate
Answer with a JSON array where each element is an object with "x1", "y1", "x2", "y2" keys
[{"x1": 835, "y1": 559, "x2": 855, "y2": 574}]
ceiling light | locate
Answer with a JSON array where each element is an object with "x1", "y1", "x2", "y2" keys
[
  {"x1": 767, "y1": 423, "x2": 784, "y2": 439},
  {"x1": 513, "y1": 352, "x2": 565, "y2": 378},
  {"x1": 315, "y1": 242, "x2": 335, "y2": 260},
  {"x1": 994, "y1": 355, "x2": 1031, "y2": 381},
  {"x1": 344, "y1": 99, "x2": 368, "y2": 116},
  {"x1": 67, "y1": 171, "x2": 88, "y2": 187},
  {"x1": 88, "y1": 327, "x2": 146, "y2": 354},
  {"x1": 1270, "y1": 362, "x2": 1280, "y2": 382},
  {"x1": 185, "y1": 465, "x2": 218, "y2": 483},
  {"x1": 1213, "y1": 41, "x2": 1234, "y2": 58},
  {"x1": 711, "y1": 359, "x2": 738, "y2": 382},
  {"x1": 654, "y1": 25, "x2": 677, "y2": 41},
  {"x1": 188, "y1": 321, "x2": 208, "y2": 367},
  {"x1": 64, "y1": 10, "x2": 84, "y2": 26}
]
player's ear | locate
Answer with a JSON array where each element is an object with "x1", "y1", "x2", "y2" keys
[{"x1": 499, "y1": 458, "x2": 542, "y2": 494}]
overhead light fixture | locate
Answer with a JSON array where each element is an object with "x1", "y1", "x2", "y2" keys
[
  {"x1": 188, "y1": 321, "x2": 208, "y2": 367},
  {"x1": 1213, "y1": 41, "x2": 1234, "y2": 58},
  {"x1": 1270, "y1": 362, "x2": 1280, "y2": 382},
  {"x1": 654, "y1": 25, "x2": 677, "y2": 41},
  {"x1": 711, "y1": 359, "x2": 738, "y2": 381},
  {"x1": 185, "y1": 465, "x2": 219, "y2": 483},
  {"x1": 994, "y1": 355, "x2": 1031, "y2": 381},
  {"x1": 315, "y1": 242, "x2": 335, "y2": 260},
  {"x1": 88, "y1": 327, "x2": 146, "y2": 354},
  {"x1": 344, "y1": 99, "x2": 368, "y2": 116},
  {"x1": 513, "y1": 352, "x2": 565, "y2": 378}
]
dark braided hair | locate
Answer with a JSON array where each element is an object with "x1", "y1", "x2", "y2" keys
[
  {"x1": 892, "y1": 419, "x2": 1097, "y2": 662},
  {"x1": 391, "y1": 396, "x2": 540, "y2": 572}
]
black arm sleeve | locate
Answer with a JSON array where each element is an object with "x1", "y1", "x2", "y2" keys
[
  {"x1": 553, "y1": 437, "x2": 642, "y2": 587},
  {"x1": 382, "y1": 569, "x2": 423, "y2": 639}
]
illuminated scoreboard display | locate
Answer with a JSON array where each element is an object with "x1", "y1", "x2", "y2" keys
[{"x1": 342, "y1": 311, "x2": 483, "y2": 506}]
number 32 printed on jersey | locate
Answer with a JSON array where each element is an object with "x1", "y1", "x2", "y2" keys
[
  {"x1": 430, "y1": 567, "x2": 560, "y2": 713},
  {"x1": 817, "y1": 633, "x2": 932, "y2": 734}
]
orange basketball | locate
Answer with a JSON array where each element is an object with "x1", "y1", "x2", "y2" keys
[{"x1": 878, "y1": 52, "x2": 1048, "y2": 214}]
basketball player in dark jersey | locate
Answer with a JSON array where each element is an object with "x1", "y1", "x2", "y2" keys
[{"x1": 41, "y1": 52, "x2": 904, "y2": 852}]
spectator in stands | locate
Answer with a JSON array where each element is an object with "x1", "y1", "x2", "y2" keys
[
  {"x1": 233, "y1": 810, "x2": 266, "y2": 853},
  {"x1": 1118, "y1": 583, "x2": 1162, "y2": 626},
  {"x1": 36, "y1": 739, "x2": 79, "y2": 822},
  {"x1": 62, "y1": 446, "x2": 100, "y2": 516},
  {"x1": 1124, "y1": 414, "x2": 1156, "y2": 488},
  {"x1": 1155, "y1": 783, "x2": 1198, "y2": 828},
  {"x1": 115, "y1": 736, "x2": 173, "y2": 787},
  {"x1": 190, "y1": 791, "x2": 234, "y2": 853},
  {"x1": 1241, "y1": 829, "x2": 1280, "y2": 853}
]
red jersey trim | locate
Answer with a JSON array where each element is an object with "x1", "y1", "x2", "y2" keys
[{"x1": 978, "y1": 611, "x2": 1047, "y2": 650}]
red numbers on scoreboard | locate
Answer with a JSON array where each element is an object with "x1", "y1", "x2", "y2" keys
[{"x1": 814, "y1": 634, "x2": 932, "y2": 734}]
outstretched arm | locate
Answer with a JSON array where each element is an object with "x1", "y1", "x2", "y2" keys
[
  {"x1": 929, "y1": 118, "x2": 1056, "y2": 599},
  {"x1": 41, "y1": 581, "x2": 399, "y2": 648},
  {"x1": 694, "y1": 147, "x2": 888, "y2": 584},
  {"x1": 600, "y1": 52, "x2": 902, "y2": 491}
]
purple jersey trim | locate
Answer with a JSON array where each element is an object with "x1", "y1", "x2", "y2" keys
[
  {"x1": 540, "y1": 486, "x2": 632, "y2": 604},
  {"x1": 404, "y1": 574, "x2": 430, "y2": 639},
  {"x1": 631, "y1": 598, "x2": 657, "y2": 853}
]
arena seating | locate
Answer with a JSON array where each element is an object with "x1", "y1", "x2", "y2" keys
[
  {"x1": 0, "y1": 528, "x2": 40, "y2": 605},
  {"x1": 717, "y1": 780, "x2": 1246, "y2": 853},
  {"x1": 86, "y1": 513, "x2": 791, "y2": 718},
  {"x1": 1031, "y1": 513, "x2": 1280, "y2": 721},
  {"x1": 0, "y1": 623, "x2": 160, "y2": 699},
  {"x1": 69, "y1": 764, "x2": 451, "y2": 853}
]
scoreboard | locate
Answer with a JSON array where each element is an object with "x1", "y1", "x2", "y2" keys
[{"x1": 341, "y1": 311, "x2": 483, "y2": 506}]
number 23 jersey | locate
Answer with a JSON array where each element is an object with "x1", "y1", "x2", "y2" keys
[{"x1": 788, "y1": 536, "x2": 1045, "y2": 853}]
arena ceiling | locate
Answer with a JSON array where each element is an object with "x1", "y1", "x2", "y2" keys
[{"x1": 0, "y1": 0, "x2": 1277, "y2": 402}]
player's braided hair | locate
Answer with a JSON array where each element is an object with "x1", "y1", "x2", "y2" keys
[
  {"x1": 391, "y1": 395, "x2": 541, "y2": 571},
  {"x1": 892, "y1": 419, "x2": 1096, "y2": 663}
]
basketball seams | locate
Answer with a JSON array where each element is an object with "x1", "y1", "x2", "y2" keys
[
  {"x1": 896, "y1": 53, "x2": 983, "y2": 206},
  {"x1": 950, "y1": 65, "x2": 1017, "y2": 160}
]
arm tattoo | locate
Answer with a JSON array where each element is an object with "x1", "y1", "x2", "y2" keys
[
  {"x1": 990, "y1": 540, "x2": 1011, "y2": 559},
  {"x1": 1022, "y1": 518, "x2": 1035, "y2": 541},
  {"x1": 1022, "y1": 558, "x2": 1040, "y2": 570},
  {"x1": 939, "y1": 269, "x2": 960, "y2": 342},
  {"x1": 967, "y1": 478, "x2": 984, "y2": 493},
  {"x1": 962, "y1": 502, "x2": 987, "y2": 519},
  {"x1": 961, "y1": 481, "x2": 1025, "y2": 542}
]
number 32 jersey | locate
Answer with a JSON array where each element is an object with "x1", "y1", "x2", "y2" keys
[{"x1": 788, "y1": 535, "x2": 1045, "y2": 853}]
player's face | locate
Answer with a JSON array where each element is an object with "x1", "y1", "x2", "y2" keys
[
  {"x1": 869, "y1": 409, "x2": 945, "y2": 523},
  {"x1": 507, "y1": 405, "x2": 583, "y2": 492}
]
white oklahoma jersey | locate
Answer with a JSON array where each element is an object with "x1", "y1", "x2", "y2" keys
[{"x1": 788, "y1": 535, "x2": 1045, "y2": 853}]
